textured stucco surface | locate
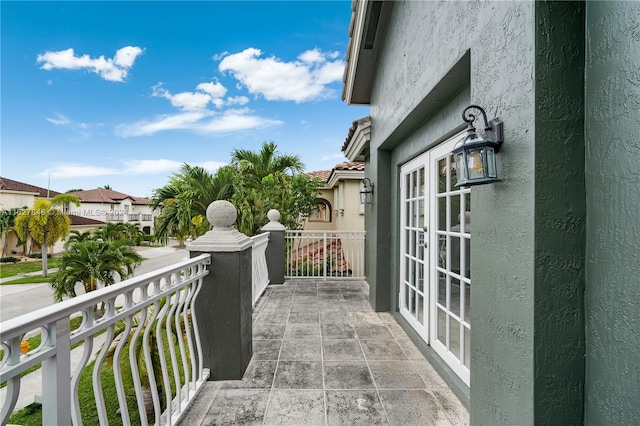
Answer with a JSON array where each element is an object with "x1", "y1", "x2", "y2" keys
[
  {"x1": 585, "y1": 1, "x2": 640, "y2": 424},
  {"x1": 353, "y1": 0, "x2": 640, "y2": 423},
  {"x1": 366, "y1": 1, "x2": 538, "y2": 423},
  {"x1": 534, "y1": 2, "x2": 586, "y2": 424},
  {"x1": 190, "y1": 249, "x2": 253, "y2": 380}
]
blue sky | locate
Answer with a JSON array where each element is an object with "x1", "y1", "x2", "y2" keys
[{"x1": 1, "y1": 1, "x2": 368, "y2": 197}]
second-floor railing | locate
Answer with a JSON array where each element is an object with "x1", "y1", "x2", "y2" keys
[
  {"x1": 0, "y1": 254, "x2": 211, "y2": 426},
  {"x1": 251, "y1": 232, "x2": 270, "y2": 307},
  {"x1": 105, "y1": 213, "x2": 124, "y2": 222},
  {"x1": 141, "y1": 214, "x2": 153, "y2": 222},
  {"x1": 285, "y1": 231, "x2": 366, "y2": 280},
  {"x1": 128, "y1": 213, "x2": 141, "y2": 221}
]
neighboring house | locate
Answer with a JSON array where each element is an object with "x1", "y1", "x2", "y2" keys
[
  {"x1": 0, "y1": 177, "x2": 105, "y2": 255},
  {"x1": 304, "y1": 161, "x2": 365, "y2": 232},
  {"x1": 68, "y1": 188, "x2": 158, "y2": 235},
  {"x1": 342, "y1": 1, "x2": 638, "y2": 425}
]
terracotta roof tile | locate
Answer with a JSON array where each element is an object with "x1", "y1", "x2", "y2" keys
[
  {"x1": 69, "y1": 216, "x2": 106, "y2": 226},
  {"x1": 306, "y1": 170, "x2": 332, "y2": 183},
  {"x1": 306, "y1": 162, "x2": 365, "y2": 184},
  {"x1": 69, "y1": 188, "x2": 149, "y2": 205},
  {"x1": 0, "y1": 177, "x2": 62, "y2": 198},
  {"x1": 341, "y1": 116, "x2": 371, "y2": 153},
  {"x1": 333, "y1": 161, "x2": 365, "y2": 171}
]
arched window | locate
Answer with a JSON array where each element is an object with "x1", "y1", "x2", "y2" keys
[{"x1": 308, "y1": 199, "x2": 332, "y2": 222}]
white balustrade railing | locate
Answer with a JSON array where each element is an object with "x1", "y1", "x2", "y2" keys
[
  {"x1": 285, "y1": 231, "x2": 366, "y2": 280},
  {"x1": 0, "y1": 254, "x2": 211, "y2": 426},
  {"x1": 251, "y1": 232, "x2": 270, "y2": 307}
]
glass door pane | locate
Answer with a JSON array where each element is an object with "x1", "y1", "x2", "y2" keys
[
  {"x1": 399, "y1": 155, "x2": 429, "y2": 340},
  {"x1": 429, "y1": 142, "x2": 471, "y2": 387}
]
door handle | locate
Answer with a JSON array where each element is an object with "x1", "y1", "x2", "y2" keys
[{"x1": 423, "y1": 226, "x2": 428, "y2": 248}]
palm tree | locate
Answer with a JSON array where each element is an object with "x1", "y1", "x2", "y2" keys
[
  {"x1": 151, "y1": 164, "x2": 237, "y2": 243},
  {"x1": 230, "y1": 141, "x2": 304, "y2": 187},
  {"x1": 50, "y1": 239, "x2": 143, "y2": 301},
  {"x1": 93, "y1": 222, "x2": 127, "y2": 242},
  {"x1": 0, "y1": 207, "x2": 25, "y2": 257},
  {"x1": 64, "y1": 229, "x2": 94, "y2": 248},
  {"x1": 121, "y1": 222, "x2": 145, "y2": 246},
  {"x1": 14, "y1": 194, "x2": 80, "y2": 277}
]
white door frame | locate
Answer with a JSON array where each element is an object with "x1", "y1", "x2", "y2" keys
[{"x1": 399, "y1": 133, "x2": 471, "y2": 386}]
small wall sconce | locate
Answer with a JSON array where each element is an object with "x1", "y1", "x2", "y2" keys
[
  {"x1": 452, "y1": 105, "x2": 504, "y2": 187},
  {"x1": 360, "y1": 178, "x2": 374, "y2": 204}
]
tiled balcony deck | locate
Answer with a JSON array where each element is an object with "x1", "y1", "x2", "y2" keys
[{"x1": 180, "y1": 280, "x2": 469, "y2": 425}]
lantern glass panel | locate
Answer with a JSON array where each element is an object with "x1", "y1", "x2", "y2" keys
[
  {"x1": 454, "y1": 151, "x2": 466, "y2": 183},
  {"x1": 486, "y1": 147, "x2": 497, "y2": 178},
  {"x1": 467, "y1": 148, "x2": 485, "y2": 180}
]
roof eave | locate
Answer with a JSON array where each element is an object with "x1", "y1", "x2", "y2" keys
[
  {"x1": 327, "y1": 169, "x2": 366, "y2": 188},
  {"x1": 342, "y1": 0, "x2": 394, "y2": 105},
  {"x1": 343, "y1": 120, "x2": 372, "y2": 162}
]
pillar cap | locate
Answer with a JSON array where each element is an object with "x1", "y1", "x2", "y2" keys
[
  {"x1": 187, "y1": 200, "x2": 252, "y2": 252},
  {"x1": 261, "y1": 209, "x2": 286, "y2": 231}
]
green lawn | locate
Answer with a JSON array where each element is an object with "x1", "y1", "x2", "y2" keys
[
  {"x1": 0, "y1": 274, "x2": 57, "y2": 285},
  {"x1": 0, "y1": 316, "x2": 85, "y2": 389},
  {"x1": 0, "y1": 258, "x2": 61, "y2": 279},
  {"x1": 7, "y1": 324, "x2": 187, "y2": 425}
]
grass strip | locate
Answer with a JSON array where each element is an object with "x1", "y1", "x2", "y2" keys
[
  {"x1": 0, "y1": 258, "x2": 61, "y2": 279},
  {"x1": 0, "y1": 316, "x2": 107, "y2": 389}
]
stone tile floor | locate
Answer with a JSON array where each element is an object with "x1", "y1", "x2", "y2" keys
[{"x1": 180, "y1": 280, "x2": 469, "y2": 425}]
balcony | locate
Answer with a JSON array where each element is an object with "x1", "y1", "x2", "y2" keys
[
  {"x1": 179, "y1": 280, "x2": 469, "y2": 425},
  {"x1": 127, "y1": 213, "x2": 141, "y2": 222},
  {"x1": 0, "y1": 205, "x2": 467, "y2": 425},
  {"x1": 105, "y1": 213, "x2": 124, "y2": 222}
]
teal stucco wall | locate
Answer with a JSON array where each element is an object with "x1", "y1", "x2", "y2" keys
[
  {"x1": 366, "y1": 1, "x2": 540, "y2": 423},
  {"x1": 584, "y1": 2, "x2": 640, "y2": 424},
  {"x1": 355, "y1": 0, "x2": 639, "y2": 423},
  {"x1": 534, "y1": 2, "x2": 586, "y2": 423}
]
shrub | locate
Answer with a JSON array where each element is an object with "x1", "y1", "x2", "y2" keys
[
  {"x1": 0, "y1": 256, "x2": 19, "y2": 263},
  {"x1": 28, "y1": 253, "x2": 52, "y2": 259}
]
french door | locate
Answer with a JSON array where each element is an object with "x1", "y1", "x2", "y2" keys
[{"x1": 399, "y1": 135, "x2": 471, "y2": 385}]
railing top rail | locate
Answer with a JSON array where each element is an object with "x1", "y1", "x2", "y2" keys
[
  {"x1": 251, "y1": 232, "x2": 270, "y2": 243},
  {"x1": 0, "y1": 253, "x2": 211, "y2": 339},
  {"x1": 285, "y1": 230, "x2": 366, "y2": 235}
]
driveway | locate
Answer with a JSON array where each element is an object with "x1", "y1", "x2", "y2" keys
[{"x1": 0, "y1": 246, "x2": 187, "y2": 322}]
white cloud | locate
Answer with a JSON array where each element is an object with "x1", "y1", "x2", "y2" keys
[
  {"x1": 169, "y1": 92, "x2": 212, "y2": 111},
  {"x1": 45, "y1": 113, "x2": 96, "y2": 137},
  {"x1": 122, "y1": 159, "x2": 183, "y2": 174},
  {"x1": 195, "y1": 108, "x2": 282, "y2": 134},
  {"x1": 212, "y1": 51, "x2": 229, "y2": 61},
  {"x1": 36, "y1": 46, "x2": 143, "y2": 82},
  {"x1": 226, "y1": 96, "x2": 250, "y2": 106},
  {"x1": 298, "y1": 48, "x2": 325, "y2": 64},
  {"x1": 116, "y1": 108, "x2": 282, "y2": 137},
  {"x1": 218, "y1": 47, "x2": 345, "y2": 103},
  {"x1": 46, "y1": 113, "x2": 71, "y2": 126},
  {"x1": 38, "y1": 158, "x2": 227, "y2": 180},
  {"x1": 39, "y1": 165, "x2": 121, "y2": 179},
  {"x1": 197, "y1": 81, "x2": 227, "y2": 98},
  {"x1": 152, "y1": 81, "x2": 229, "y2": 111},
  {"x1": 119, "y1": 78, "x2": 282, "y2": 137},
  {"x1": 115, "y1": 111, "x2": 212, "y2": 137}
]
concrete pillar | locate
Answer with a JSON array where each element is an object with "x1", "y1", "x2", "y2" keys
[
  {"x1": 187, "y1": 200, "x2": 253, "y2": 380},
  {"x1": 261, "y1": 209, "x2": 286, "y2": 285}
]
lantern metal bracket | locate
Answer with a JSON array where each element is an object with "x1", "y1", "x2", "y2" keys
[{"x1": 462, "y1": 105, "x2": 504, "y2": 152}]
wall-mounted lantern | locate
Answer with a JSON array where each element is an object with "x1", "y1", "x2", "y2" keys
[
  {"x1": 452, "y1": 105, "x2": 504, "y2": 187},
  {"x1": 360, "y1": 178, "x2": 374, "y2": 204}
]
